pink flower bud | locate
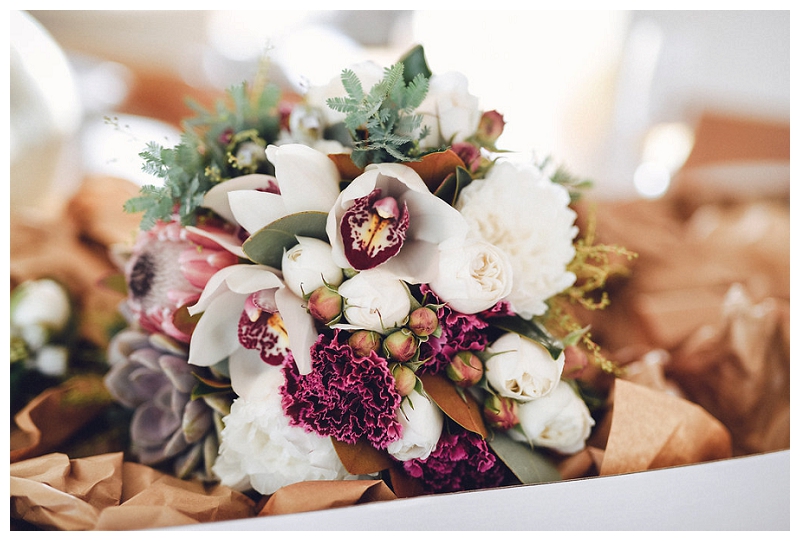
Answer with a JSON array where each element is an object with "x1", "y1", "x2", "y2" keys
[
  {"x1": 391, "y1": 363, "x2": 417, "y2": 397},
  {"x1": 348, "y1": 330, "x2": 382, "y2": 357},
  {"x1": 562, "y1": 345, "x2": 589, "y2": 379},
  {"x1": 451, "y1": 142, "x2": 481, "y2": 173},
  {"x1": 408, "y1": 306, "x2": 439, "y2": 337},
  {"x1": 446, "y1": 351, "x2": 484, "y2": 387},
  {"x1": 307, "y1": 286, "x2": 343, "y2": 324},
  {"x1": 383, "y1": 328, "x2": 419, "y2": 362},
  {"x1": 483, "y1": 394, "x2": 519, "y2": 431},
  {"x1": 476, "y1": 110, "x2": 505, "y2": 144}
]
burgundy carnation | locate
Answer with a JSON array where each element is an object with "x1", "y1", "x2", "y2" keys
[
  {"x1": 281, "y1": 330, "x2": 403, "y2": 449},
  {"x1": 402, "y1": 429, "x2": 515, "y2": 494},
  {"x1": 418, "y1": 286, "x2": 491, "y2": 375}
]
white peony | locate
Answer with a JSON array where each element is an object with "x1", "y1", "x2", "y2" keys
[
  {"x1": 417, "y1": 71, "x2": 481, "y2": 148},
  {"x1": 386, "y1": 390, "x2": 444, "y2": 462},
  {"x1": 485, "y1": 332, "x2": 565, "y2": 402},
  {"x1": 213, "y1": 367, "x2": 358, "y2": 495},
  {"x1": 456, "y1": 160, "x2": 578, "y2": 318},
  {"x1": 510, "y1": 379, "x2": 595, "y2": 455},
  {"x1": 429, "y1": 236, "x2": 513, "y2": 314},
  {"x1": 336, "y1": 269, "x2": 411, "y2": 334},
  {"x1": 281, "y1": 236, "x2": 344, "y2": 299}
]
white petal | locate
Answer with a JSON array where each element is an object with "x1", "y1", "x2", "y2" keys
[
  {"x1": 188, "y1": 265, "x2": 250, "y2": 316},
  {"x1": 266, "y1": 144, "x2": 341, "y2": 214},
  {"x1": 229, "y1": 190, "x2": 288, "y2": 235},
  {"x1": 274, "y1": 286, "x2": 318, "y2": 375},
  {"x1": 188, "y1": 290, "x2": 245, "y2": 367},
  {"x1": 224, "y1": 265, "x2": 283, "y2": 295},
  {"x1": 228, "y1": 347, "x2": 280, "y2": 400},
  {"x1": 185, "y1": 225, "x2": 247, "y2": 259},
  {"x1": 203, "y1": 174, "x2": 277, "y2": 224},
  {"x1": 403, "y1": 188, "x2": 469, "y2": 244},
  {"x1": 378, "y1": 239, "x2": 440, "y2": 284},
  {"x1": 367, "y1": 162, "x2": 430, "y2": 195}
]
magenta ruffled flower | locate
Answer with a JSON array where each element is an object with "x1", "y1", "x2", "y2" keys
[
  {"x1": 281, "y1": 330, "x2": 403, "y2": 449},
  {"x1": 402, "y1": 430, "x2": 514, "y2": 494}
]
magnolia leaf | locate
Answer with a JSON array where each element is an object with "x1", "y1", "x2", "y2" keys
[
  {"x1": 490, "y1": 315, "x2": 564, "y2": 360},
  {"x1": 418, "y1": 373, "x2": 488, "y2": 439},
  {"x1": 242, "y1": 211, "x2": 329, "y2": 268},
  {"x1": 328, "y1": 152, "x2": 364, "y2": 180},
  {"x1": 488, "y1": 431, "x2": 562, "y2": 485},
  {"x1": 172, "y1": 304, "x2": 202, "y2": 337},
  {"x1": 399, "y1": 44, "x2": 432, "y2": 84},
  {"x1": 331, "y1": 437, "x2": 394, "y2": 475},
  {"x1": 407, "y1": 149, "x2": 466, "y2": 194},
  {"x1": 388, "y1": 464, "x2": 427, "y2": 498},
  {"x1": 434, "y1": 166, "x2": 474, "y2": 206}
]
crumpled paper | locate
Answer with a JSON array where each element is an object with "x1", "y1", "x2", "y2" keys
[{"x1": 10, "y1": 452, "x2": 256, "y2": 530}]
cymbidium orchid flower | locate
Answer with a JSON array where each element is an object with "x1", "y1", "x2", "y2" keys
[
  {"x1": 186, "y1": 264, "x2": 319, "y2": 396},
  {"x1": 327, "y1": 162, "x2": 469, "y2": 283}
]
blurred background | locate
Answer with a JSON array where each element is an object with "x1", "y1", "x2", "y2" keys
[{"x1": 10, "y1": 9, "x2": 790, "y2": 215}]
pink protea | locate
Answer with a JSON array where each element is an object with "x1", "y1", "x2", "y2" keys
[{"x1": 125, "y1": 219, "x2": 240, "y2": 343}]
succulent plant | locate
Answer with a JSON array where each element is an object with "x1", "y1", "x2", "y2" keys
[{"x1": 104, "y1": 327, "x2": 233, "y2": 480}]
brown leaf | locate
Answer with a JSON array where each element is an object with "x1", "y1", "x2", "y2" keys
[
  {"x1": 172, "y1": 305, "x2": 201, "y2": 337},
  {"x1": 418, "y1": 373, "x2": 488, "y2": 439},
  {"x1": 328, "y1": 153, "x2": 364, "y2": 180},
  {"x1": 330, "y1": 437, "x2": 394, "y2": 475},
  {"x1": 407, "y1": 150, "x2": 466, "y2": 193},
  {"x1": 387, "y1": 464, "x2": 427, "y2": 498}
]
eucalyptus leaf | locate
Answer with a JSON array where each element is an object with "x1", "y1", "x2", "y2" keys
[
  {"x1": 488, "y1": 431, "x2": 562, "y2": 485},
  {"x1": 242, "y1": 211, "x2": 329, "y2": 267},
  {"x1": 490, "y1": 315, "x2": 563, "y2": 360}
]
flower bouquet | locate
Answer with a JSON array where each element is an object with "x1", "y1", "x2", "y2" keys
[{"x1": 104, "y1": 45, "x2": 635, "y2": 500}]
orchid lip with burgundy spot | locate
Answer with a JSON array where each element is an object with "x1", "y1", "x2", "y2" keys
[{"x1": 341, "y1": 188, "x2": 410, "y2": 270}]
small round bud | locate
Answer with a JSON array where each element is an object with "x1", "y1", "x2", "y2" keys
[
  {"x1": 408, "y1": 306, "x2": 439, "y2": 337},
  {"x1": 483, "y1": 394, "x2": 519, "y2": 431},
  {"x1": 348, "y1": 330, "x2": 382, "y2": 357},
  {"x1": 446, "y1": 351, "x2": 484, "y2": 387},
  {"x1": 391, "y1": 363, "x2": 417, "y2": 397},
  {"x1": 307, "y1": 286, "x2": 343, "y2": 324},
  {"x1": 383, "y1": 328, "x2": 419, "y2": 362}
]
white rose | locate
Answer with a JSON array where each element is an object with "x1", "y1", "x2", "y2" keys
[
  {"x1": 386, "y1": 390, "x2": 444, "y2": 462},
  {"x1": 305, "y1": 61, "x2": 385, "y2": 126},
  {"x1": 11, "y1": 279, "x2": 71, "y2": 332},
  {"x1": 485, "y1": 332, "x2": 565, "y2": 402},
  {"x1": 456, "y1": 160, "x2": 578, "y2": 319},
  {"x1": 429, "y1": 236, "x2": 513, "y2": 314},
  {"x1": 281, "y1": 236, "x2": 344, "y2": 298},
  {"x1": 336, "y1": 270, "x2": 411, "y2": 333},
  {"x1": 510, "y1": 380, "x2": 595, "y2": 455},
  {"x1": 418, "y1": 71, "x2": 481, "y2": 148},
  {"x1": 213, "y1": 367, "x2": 358, "y2": 495}
]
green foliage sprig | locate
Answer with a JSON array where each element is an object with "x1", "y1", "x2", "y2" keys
[
  {"x1": 326, "y1": 62, "x2": 431, "y2": 169},
  {"x1": 124, "y1": 70, "x2": 282, "y2": 230}
]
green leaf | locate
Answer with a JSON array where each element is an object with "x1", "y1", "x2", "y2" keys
[
  {"x1": 488, "y1": 431, "x2": 562, "y2": 485},
  {"x1": 490, "y1": 315, "x2": 564, "y2": 360},
  {"x1": 434, "y1": 166, "x2": 474, "y2": 206},
  {"x1": 399, "y1": 44, "x2": 432, "y2": 84},
  {"x1": 242, "y1": 211, "x2": 329, "y2": 268}
]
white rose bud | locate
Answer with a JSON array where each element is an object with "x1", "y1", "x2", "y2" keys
[
  {"x1": 429, "y1": 237, "x2": 513, "y2": 314},
  {"x1": 281, "y1": 237, "x2": 344, "y2": 298},
  {"x1": 11, "y1": 279, "x2": 71, "y2": 334},
  {"x1": 485, "y1": 332, "x2": 565, "y2": 402},
  {"x1": 418, "y1": 71, "x2": 481, "y2": 148},
  {"x1": 386, "y1": 390, "x2": 444, "y2": 462},
  {"x1": 510, "y1": 380, "x2": 595, "y2": 455},
  {"x1": 337, "y1": 270, "x2": 411, "y2": 334}
]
